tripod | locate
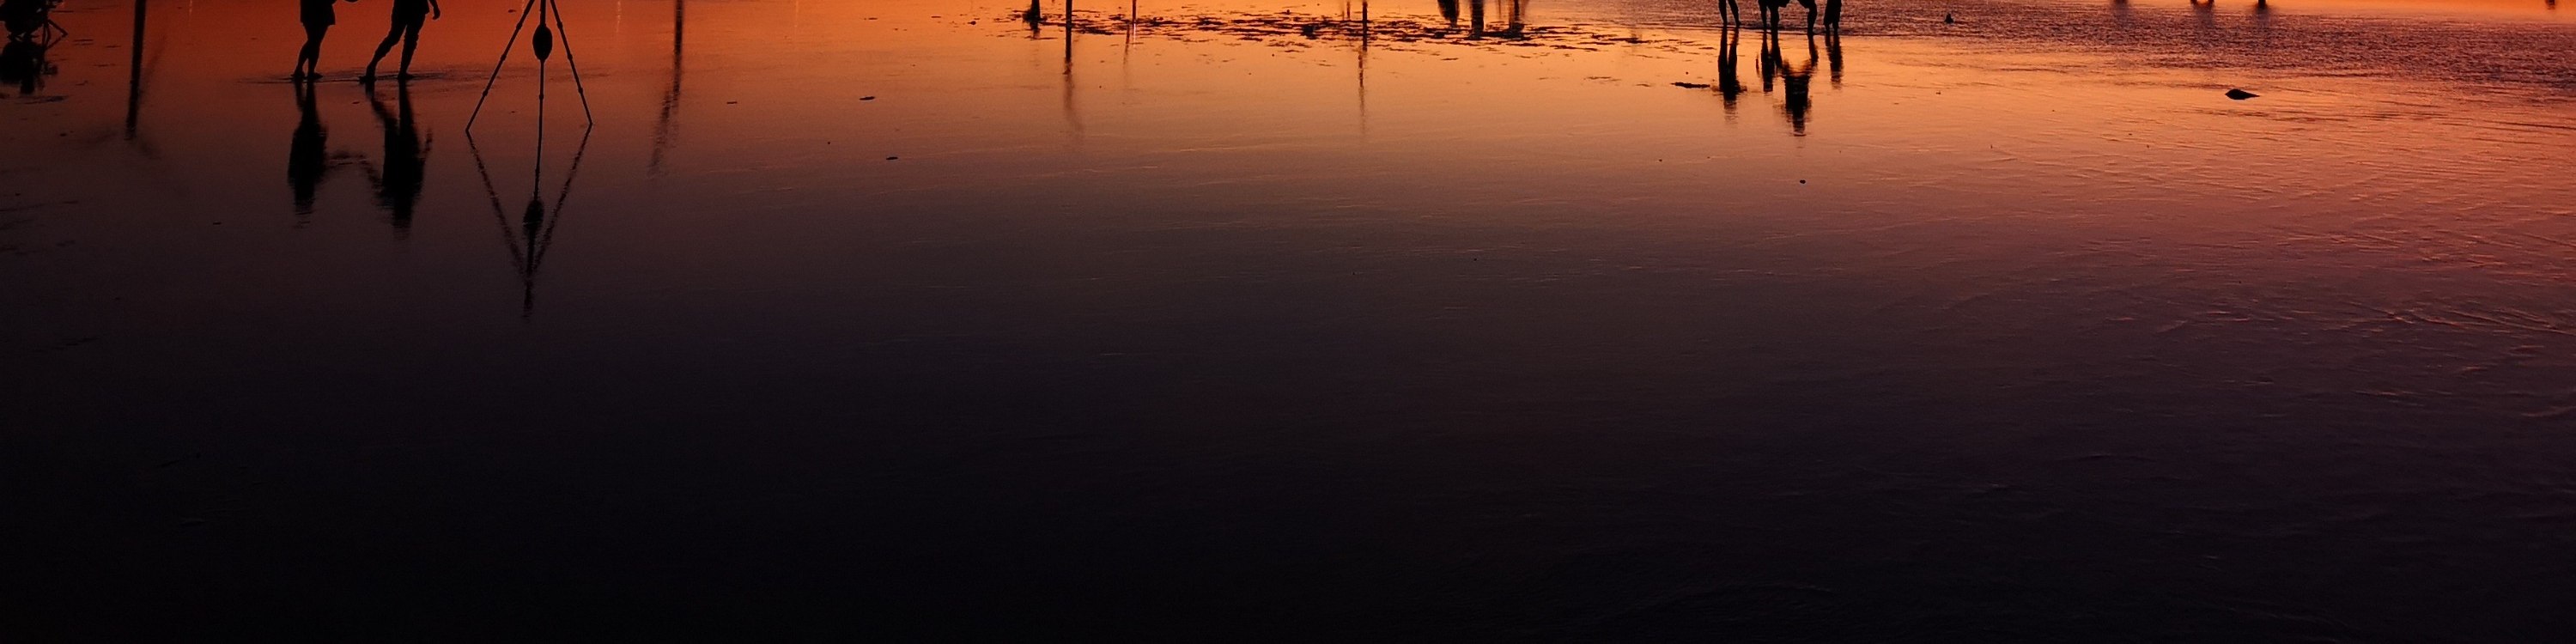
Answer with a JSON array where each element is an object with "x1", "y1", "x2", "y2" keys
[{"x1": 466, "y1": 0, "x2": 594, "y2": 131}]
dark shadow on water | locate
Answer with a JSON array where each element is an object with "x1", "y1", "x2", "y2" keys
[
  {"x1": 1761, "y1": 30, "x2": 1816, "y2": 136},
  {"x1": 470, "y1": 127, "x2": 590, "y2": 318},
  {"x1": 125, "y1": 0, "x2": 144, "y2": 138},
  {"x1": 650, "y1": 0, "x2": 683, "y2": 176},
  {"x1": 0, "y1": 33, "x2": 49, "y2": 96},
  {"x1": 363, "y1": 82, "x2": 427, "y2": 235},
  {"x1": 287, "y1": 80, "x2": 330, "y2": 221},
  {"x1": 0, "y1": 0, "x2": 62, "y2": 100},
  {"x1": 1826, "y1": 29, "x2": 1841, "y2": 88},
  {"x1": 1717, "y1": 25, "x2": 1745, "y2": 120}
]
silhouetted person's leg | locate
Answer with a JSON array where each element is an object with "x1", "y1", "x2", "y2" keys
[
  {"x1": 366, "y1": 25, "x2": 403, "y2": 79},
  {"x1": 398, "y1": 23, "x2": 422, "y2": 76},
  {"x1": 297, "y1": 24, "x2": 326, "y2": 79}
]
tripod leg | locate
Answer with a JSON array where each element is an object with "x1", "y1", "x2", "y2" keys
[
  {"x1": 546, "y1": 0, "x2": 598, "y2": 125},
  {"x1": 465, "y1": 0, "x2": 544, "y2": 131}
]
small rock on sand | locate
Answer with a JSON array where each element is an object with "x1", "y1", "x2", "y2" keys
[
  {"x1": 1672, "y1": 82, "x2": 1711, "y2": 89},
  {"x1": 2227, "y1": 88, "x2": 2258, "y2": 100}
]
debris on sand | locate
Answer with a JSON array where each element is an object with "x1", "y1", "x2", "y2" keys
[
  {"x1": 1673, "y1": 82, "x2": 1712, "y2": 89},
  {"x1": 2226, "y1": 88, "x2": 2259, "y2": 100},
  {"x1": 1000, "y1": 9, "x2": 1706, "y2": 55}
]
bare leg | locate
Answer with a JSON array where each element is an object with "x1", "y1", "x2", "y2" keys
[
  {"x1": 298, "y1": 24, "x2": 328, "y2": 78},
  {"x1": 365, "y1": 24, "x2": 404, "y2": 79},
  {"x1": 398, "y1": 23, "x2": 422, "y2": 76}
]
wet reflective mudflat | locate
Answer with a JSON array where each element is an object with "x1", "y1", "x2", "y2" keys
[{"x1": 8, "y1": 0, "x2": 2576, "y2": 638}]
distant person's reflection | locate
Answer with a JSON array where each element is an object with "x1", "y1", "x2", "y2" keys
[
  {"x1": 1762, "y1": 31, "x2": 1816, "y2": 135},
  {"x1": 288, "y1": 82, "x2": 330, "y2": 218},
  {"x1": 363, "y1": 82, "x2": 427, "y2": 234},
  {"x1": 1826, "y1": 29, "x2": 1841, "y2": 88},
  {"x1": 0, "y1": 33, "x2": 48, "y2": 95},
  {"x1": 1717, "y1": 26, "x2": 1745, "y2": 118}
]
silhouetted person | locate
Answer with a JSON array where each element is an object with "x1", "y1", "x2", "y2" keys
[
  {"x1": 364, "y1": 82, "x2": 425, "y2": 232},
  {"x1": 1438, "y1": 0, "x2": 1458, "y2": 27},
  {"x1": 1468, "y1": 0, "x2": 1485, "y2": 38},
  {"x1": 1759, "y1": 0, "x2": 1816, "y2": 31},
  {"x1": 1493, "y1": 0, "x2": 1524, "y2": 37},
  {"x1": 2, "y1": 0, "x2": 49, "y2": 39},
  {"x1": 289, "y1": 82, "x2": 329, "y2": 216},
  {"x1": 1024, "y1": 0, "x2": 1042, "y2": 26},
  {"x1": 361, "y1": 0, "x2": 437, "y2": 81},
  {"x1": 1822, "y1": 0, "x2": 1840, "y2": 32},
  {"x1": 295, "y1": 0, "x2": 352, "y2": 80}
]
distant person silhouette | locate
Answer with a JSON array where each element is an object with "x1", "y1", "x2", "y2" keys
[
  {"x1": 295, "y1": 0, "x2": 355, "y2": 80},
  {"x1": 364, "y1": 82, "x2": 427, "y2": 232},
  {"x1": 3, "y1": 0, "x2": 51, "y2": 39},
  {"x1": 361, "y1": 0, "x2": 438, "y2": 82},
  {"x1": 1438, "y1": 0, "x2": 1459, "y2": 27},
  {"x1": 1759, "y1": 0, "x2": 1818, "y2": 32},
  {"x1": 1822, "y1": 0, "x2": 1840, "y2": 32},
  {"x1": 289, "y1": 81, "x2": 330, "y2": 216}
]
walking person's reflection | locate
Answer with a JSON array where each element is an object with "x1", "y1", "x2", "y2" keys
[
  {"x1": 1767, "y1": 32, "x2": 1817, "y2": 135},
  {"x1": 361, "y1": 0, "x2": 438, "y2": 82},
  {"x1": 1826, "y1": 29, "x2": 1842, "y2": 88},
  {"x1": 364, "y1": 82, "x2": 426, "y2": 233},
  {"x1": 1717, "y1": 26, "x2": 1745, "y2": 118},
  {"x1": 289, "y1": 82, "x2": 330, "y2": 218},
  {"x1": 295, "y1": 0, "x2": 351, "y2": 80},
  {"x1": 1, "y1": 36, "x2": 48, "y2": 96}
]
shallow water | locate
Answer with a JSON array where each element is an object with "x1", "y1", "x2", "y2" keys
[{"x1": 8, "y1": 0, "x2": 2576, "y2": 639}]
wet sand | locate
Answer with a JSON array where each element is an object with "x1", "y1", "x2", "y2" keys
[{"x1": 7, "y1": 0, "x2": 2576, "y2": 639}]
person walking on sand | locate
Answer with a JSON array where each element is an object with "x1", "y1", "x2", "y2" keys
[
  {"x1": 295, "y1": 0, "x2": 355, "y2": 80},
  {"x1": 361, "y1": 0, "x2": 439, "y2": 82}
]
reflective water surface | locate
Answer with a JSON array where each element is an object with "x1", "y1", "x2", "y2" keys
[{"x1": 8, "y1": 0, "x2": 2576, "y2": 639}]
